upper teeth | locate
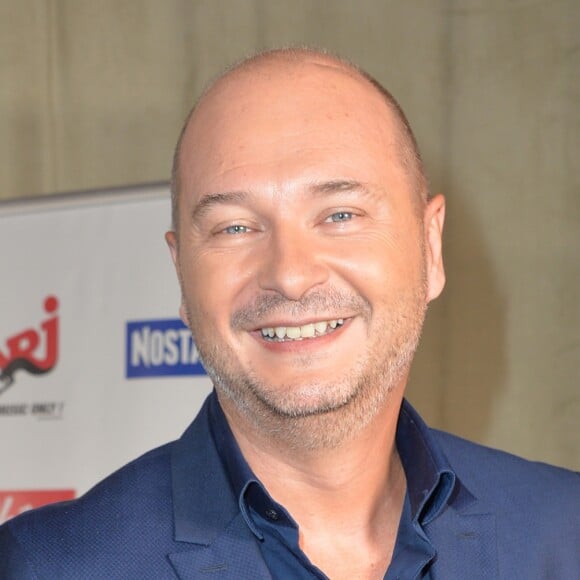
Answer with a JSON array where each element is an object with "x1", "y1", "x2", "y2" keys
[{"x1": 260, "y1": 319, "x2": 344, "y2": 341}]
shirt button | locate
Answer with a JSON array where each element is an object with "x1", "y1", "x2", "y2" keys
[{"x1": 264, "y1": 508, "x2": 280, "y2": 521}]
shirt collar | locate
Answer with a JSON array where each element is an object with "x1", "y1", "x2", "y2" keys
[
  {"x1": 396, "y1": 400, "x2": 456, "y2": 525},
  {"x1": 208, "y1": 390, "x2": 456, "y2": 531},
  {"x1": 207, "y1": 392, "x2": 286, "y2": 539},
  {"x1": 207, "y1": 391, "x2": 255, "y2": 498}
]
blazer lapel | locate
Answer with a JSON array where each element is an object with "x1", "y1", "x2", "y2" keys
[
  {"x1": 425, "y1": 483, "x2": 498, "y2": 579},
  {"x1": 168, "y1": 513, "x2": 272, "y2": 580},
  {"x1": 166, "y1": 395, "x2": 271, "y2": 579}
]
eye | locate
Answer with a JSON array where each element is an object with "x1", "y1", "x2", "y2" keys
[
  {"x1": 326, "y1": 211, "x2": 354, "y2": 223},
  {"x1": 223, "y1": 224, "x2": 251, "y2": 235}
]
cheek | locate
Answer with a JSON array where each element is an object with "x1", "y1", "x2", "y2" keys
[
  {"x1": 328, "y1": 231, "x2": 424, "y2": 300},
  {"x1": 180, "y1": 250, "x2": 255, "y2": 327}
]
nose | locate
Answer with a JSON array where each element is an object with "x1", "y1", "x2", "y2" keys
[{"x1": 257, "y1": 228, "x2": 329, "y2": 300}]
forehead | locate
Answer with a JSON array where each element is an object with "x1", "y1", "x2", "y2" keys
[{"x1": 178, "y1": 59, "x2": 406, "y2": 202}]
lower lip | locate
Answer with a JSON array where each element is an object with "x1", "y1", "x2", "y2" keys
[{"x1": 251, "y1": 319, "x2": 352, "y2": 353}]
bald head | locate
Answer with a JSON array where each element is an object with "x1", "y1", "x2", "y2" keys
[{"x1": 170, "y1": 48, "x2": 428, "y2": 231}]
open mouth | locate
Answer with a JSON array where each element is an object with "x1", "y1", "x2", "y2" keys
[{"x1": 259, "y1": 318, "x2": 345, "y2": 342}]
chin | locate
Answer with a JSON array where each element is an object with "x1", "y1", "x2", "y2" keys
[{"x1": 250, "y1": 381, "x2": 358, "y2": 418}]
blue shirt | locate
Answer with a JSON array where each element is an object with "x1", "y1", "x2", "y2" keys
[{"x1": 208, "y1": 392, "x2": 456, "y2": 579}]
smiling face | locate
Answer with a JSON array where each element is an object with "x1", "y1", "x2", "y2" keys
[{"x1": 167, "y1": 54, "x2": 445, "y2": 448}]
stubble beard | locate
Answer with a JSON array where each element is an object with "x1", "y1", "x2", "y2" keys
[{"x1": 182, "y1": 273, "x2": 428, "y2": 450}]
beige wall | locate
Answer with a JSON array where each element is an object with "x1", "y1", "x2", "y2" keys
[{"x1": 1, "y1": 0, "x2": 578, "y2": 468}]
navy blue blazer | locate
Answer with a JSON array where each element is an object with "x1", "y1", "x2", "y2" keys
[{"x1": 1, "y1": 396, "x2": 578, "y2": 579}]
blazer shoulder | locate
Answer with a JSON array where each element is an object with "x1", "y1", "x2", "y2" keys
[
  {"x1": 432, "y1": 428, "x2": 579, "y2": 504},
  {"x1": 0, "y1": 440, "x2": 177, "y2": 578},
  {"x1": 5, "y1": 438, "x2": 174, "y2": 527},
  {"x1": 419, "y1": 429, "x2": 579, "y2": 578}
]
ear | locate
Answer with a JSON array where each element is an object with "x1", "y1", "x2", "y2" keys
[
  {"x1": 423, "y1": 194, "x2": 446, "y2": 302},
  {"x1": 165, "y1": 230, "x2": 179, "y2": 267},
  {"x1": 165, "y1": 231, "x2": 189, "y2": 326}
]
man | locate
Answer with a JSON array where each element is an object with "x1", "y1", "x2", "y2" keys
[{"x1": 0, "y1": 48, "x2": 578, "y2": 579}]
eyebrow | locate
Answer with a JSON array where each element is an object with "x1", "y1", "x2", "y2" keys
[
  {"x1": 308, "y1": 179, "x2": 370, "y2": 197},
  {"x1": 190, "y1": 179, "x2": 374, "y2": 221},
  {"x1": 191, "y1": 190, "x2": 248, "y2": 221}
]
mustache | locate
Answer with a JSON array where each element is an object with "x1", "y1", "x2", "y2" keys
[{"x1": 231, "y1": 290, "x2": 371, "y2": 329}]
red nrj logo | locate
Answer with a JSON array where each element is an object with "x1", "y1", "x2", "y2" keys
[
  {"x1": 0, "y1": 489, "x2": 75, "y2": 524},
  {"x1": 0, "y1": 296, "x2": 59, "y2": 395}
]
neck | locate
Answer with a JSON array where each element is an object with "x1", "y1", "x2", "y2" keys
[
  {"x1": 221, "y1": 392, "x2": 407, "y2": 578},
  {"x1": 220, "y1": 389, "x2": 406, "y2": 535}
]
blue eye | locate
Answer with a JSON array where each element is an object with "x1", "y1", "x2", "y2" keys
[
  {"x1": 327, "y1": 211, "x2": 353, "y2": 223},
  {"x1": 224, "y1": 224, "x2": 249, "y2": 234}
]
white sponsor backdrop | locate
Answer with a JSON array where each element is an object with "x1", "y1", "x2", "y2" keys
[{"x1": 0, "y1": 184, "x2": 212, "y2": 512}]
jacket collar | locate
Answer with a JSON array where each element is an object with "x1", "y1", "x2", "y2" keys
[
  {"x1": 167, "y1": 394, "x2": 271, "y2": 578},
  {"x1": 397, "y1": 402, "x2": 497, "y2": 577},
  {"x1": 167, "y1": 393, "x2": 496, "y2": 579}
]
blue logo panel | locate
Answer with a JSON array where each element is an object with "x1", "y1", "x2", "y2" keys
[{"x1": 126, "y1": 319, "x2": 206, "y2": 378}]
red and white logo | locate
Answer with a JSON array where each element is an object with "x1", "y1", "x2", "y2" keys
[
  {"x1": 0, "y1": 489, "x2": 75, "y2": 524},
  {"x1": 0, "y1": 296, "x2": 59, "y2": 396}
]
